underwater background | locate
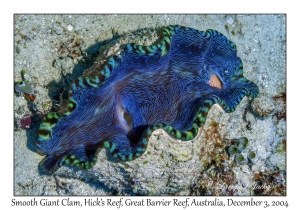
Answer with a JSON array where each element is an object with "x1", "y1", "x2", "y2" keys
[{"x1": 14, "y1": 14, "x2": 286, "y2": 196}]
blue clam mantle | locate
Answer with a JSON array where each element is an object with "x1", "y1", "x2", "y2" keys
[{"x1": 36, "y1": 25, "x2": 258, "y2": 173}]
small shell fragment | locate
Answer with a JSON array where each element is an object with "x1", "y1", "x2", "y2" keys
[{"x1": 14, "y1": 81, "x2": 34, "y2": 94}]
